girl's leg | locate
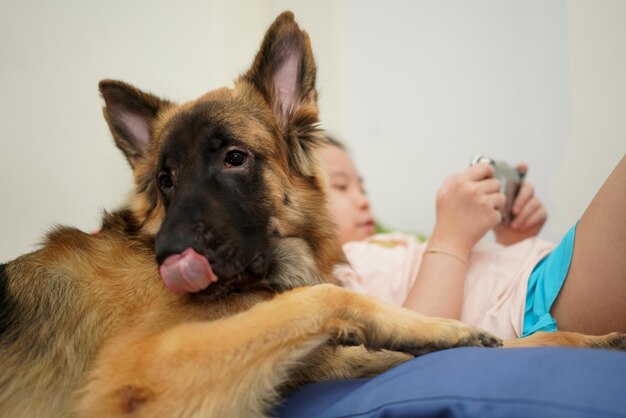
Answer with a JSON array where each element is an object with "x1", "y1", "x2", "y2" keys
[{"x1": 551, "y1": 155, "x2": 626, "y2": 335}]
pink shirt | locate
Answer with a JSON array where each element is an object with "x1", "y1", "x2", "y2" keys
[{"x1": 334, "y1": 233, "x2": 555, "y2": 340}]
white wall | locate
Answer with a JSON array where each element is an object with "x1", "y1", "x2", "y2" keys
[
  {"x1": 551, "y1": 0, "x2": 626, "y2": 235},
  {"x1": 1, "y1": 0, "x2": 624, "y2": 261},
  {"x1": 341, "y1": 0, "x2": 625, "y2": 241}
]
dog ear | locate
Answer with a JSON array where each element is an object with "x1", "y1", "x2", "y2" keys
[
  {"x1": 99, "y1": 80, "x2": 171, "y2": 168},
  {"x1": 244, "y1": 11, "x2": 321, "y2": 177},
  {"x1": 244, "y1": 11, "x2": 317, "y2": 124}
]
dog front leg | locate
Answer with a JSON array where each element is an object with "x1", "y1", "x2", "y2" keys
[{"x1": 76, "y1": 284, "x2": 500, "y2": 418}]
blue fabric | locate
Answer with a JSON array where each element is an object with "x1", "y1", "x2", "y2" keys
[
  {"x1": 522, "y1": 223, "x2": 577, "y2": 337},
  {"x1": 275, "y1": 347, "x2": 626, "y2": 418}
]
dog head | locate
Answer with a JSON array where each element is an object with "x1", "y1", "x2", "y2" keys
[{"x1": 99, "y1": 12, "x2": 344, "y2": 298}]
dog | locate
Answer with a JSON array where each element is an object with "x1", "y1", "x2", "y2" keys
[{"x1": 1, "y1": 11, "x2": 623, "y2": 418}]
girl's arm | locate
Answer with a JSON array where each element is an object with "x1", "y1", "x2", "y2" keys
[{"x1": 403, "y1": 163, "x2": 504, "y2": 319}]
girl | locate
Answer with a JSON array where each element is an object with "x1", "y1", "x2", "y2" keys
[{"x1": 320, "y1": 140, "x2": 625, "y2": 339}]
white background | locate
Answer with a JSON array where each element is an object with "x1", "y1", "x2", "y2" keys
[{"x1": 1, "y1": 0, "x2": 624, "y2": 261}]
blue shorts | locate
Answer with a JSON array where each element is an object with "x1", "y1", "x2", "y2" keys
[{"x1": 522, "y1": 223, "x2": 577, "y2": 337}]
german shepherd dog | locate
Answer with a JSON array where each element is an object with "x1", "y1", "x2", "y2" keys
[{"x1": 1, "y1": 11, "x2": 623, "y2": 418}]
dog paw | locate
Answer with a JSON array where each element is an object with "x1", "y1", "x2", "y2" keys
[
  {"x1": 455, "y1": 329, "x2": 502, "y2": 348},
  {"x1": 433, "y1": 320, "x2": 502, "y2": 350},
  {"x1": 393, "y1": 323, "x2": 502, "y2": 356}
]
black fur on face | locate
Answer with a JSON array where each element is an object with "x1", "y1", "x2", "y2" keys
[{"x1": 153, "y1": 101, "x2": 273, "y2": 289}]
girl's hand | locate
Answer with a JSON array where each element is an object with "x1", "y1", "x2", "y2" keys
[
  {"x1": 430, "y1": 163, "x2": 505, "y2": 255},
  {"x1": 493, "y1": 163, "x2": 547, "y2": 245}
]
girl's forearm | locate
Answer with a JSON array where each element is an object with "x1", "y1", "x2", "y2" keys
[{"x1": 402, "y1": 239, "x2": 469, "y2": 319}]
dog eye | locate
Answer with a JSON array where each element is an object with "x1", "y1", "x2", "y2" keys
[
  {"x1": 224, "y1": 150, "x2": 247, "y2": 167},
  {"x1": 157, "y1": 171, "x2": 174, "y2": 189}
]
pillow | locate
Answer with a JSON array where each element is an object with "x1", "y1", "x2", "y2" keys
[{"x1": 275, "y1": 347, "x2": 626, "y2": 418}]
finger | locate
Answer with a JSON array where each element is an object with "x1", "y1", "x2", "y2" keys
[
  {"x1": 515, "y1": 162, "x2": 528, "y2": 176},
  {"x1": 491, "y1": 210, "x2": 503, "y2": 227},
  {"x1": 477, "y1": 178, "x2": 502, "y2": 194},
  {"x1": 512, "y1": 182, "x2": 534, "y2": 214},
  {"x1": 467, "y1": 163, "x2": 495, "y2": 181},
  {"x1": 487, "y1": 192, "x2": 506, "y2": 212},
  {"x1": 514, "y1": 206, "x2": 547, "y2": 231},
  {"x1": 528, "y1": 206, "x2": 547, "y2": 230},
  {"x1": 511, "y1": 198, "x2": 543, "y2": 230}
]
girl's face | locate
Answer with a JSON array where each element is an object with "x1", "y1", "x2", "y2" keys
[{"x1": 318, "y1": 144, "x2": 376, "y2": 244}]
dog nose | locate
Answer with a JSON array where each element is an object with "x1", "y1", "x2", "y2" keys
[{"x1": 155, "y1": 221, "x2": 206, "y2": 264}]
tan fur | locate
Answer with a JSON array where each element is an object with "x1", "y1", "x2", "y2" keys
[
  {"x1": 76, "y1": 285, "x2": 498, "y2": 418},
  {"x1": 504, "y1": 331, "x2": 626, "y2": 349},
  {"x1": 1, "y1": 11, "x2": 623, "y2": 418}
]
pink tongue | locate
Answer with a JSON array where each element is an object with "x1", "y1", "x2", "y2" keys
[{"x1": 159, "y1": 248, "x2": 218, "y2": 294}]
